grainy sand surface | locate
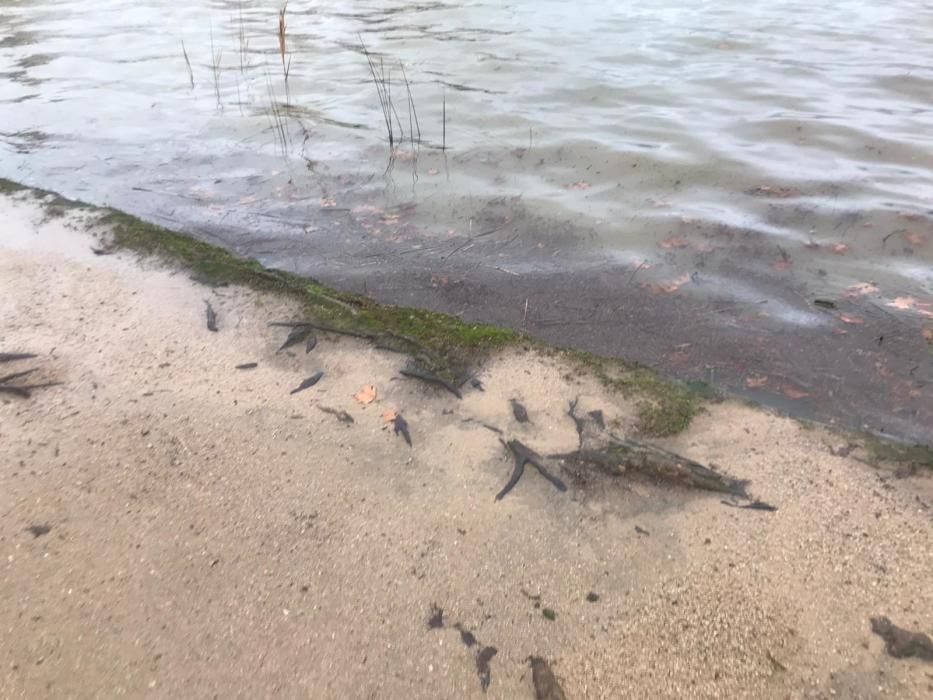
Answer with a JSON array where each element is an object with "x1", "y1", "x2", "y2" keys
[{"x1": 1, "y1": 191, "x2": 932, "y2": 699}]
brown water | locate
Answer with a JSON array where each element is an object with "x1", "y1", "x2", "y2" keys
[{"x1": 1, "y1": 0, "x2": 932, "y2": 441}]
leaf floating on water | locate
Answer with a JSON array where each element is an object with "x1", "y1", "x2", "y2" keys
[
  {"x1": 771, "y1": 259, "x2": 792, "y2": 271},
  {"x1": 830, "y1": 243, "x2": 849, "y2": 254},
  {"x1": 887, "y1": 296, "x2": 933, "y2": 317},
  {"x1": 748, "y1": 185, "x2": 801, "y2": 198},
  {"x1": 354, "y1": 384, "x2": 377, "y2": 405},
  {"x1": 923, "y1": 327, "x2": 933, "y2": 345},
  {"x1": 745, "y1": 374, "x2": 768, "y2": 389},
  {"x1": 382, "y1": 409, "x2": 398, "y2": 423},
  {"x1": 563, "y1": 180, "x2": 590, "y2": 190},
  {"x1": 903, "y1": 231, "x2": 927, "y2": 246},
  {"x1": 844, "y1": 282, "x2": 880, "y2": 298},
  {"x1": 319, "y1": 197, "x2": 337, "y2": 208},
  {"x1": 838, "y1": 313, "x2": 865, "y2": 324},
  {"x1": 782, "y1": 386, "x2": 810, "y2": 400},
  {"x1": 659, "y1": 236, "x2": 689, "y2": 249},
  {"x1": 427, "y1": 167, "x2": 440, "y2": 176}
]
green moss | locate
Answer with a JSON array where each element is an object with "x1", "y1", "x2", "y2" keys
[
  {"x1": 562, "y1": 350, "x2": 700, "y2": 437},
  {"x1": 0, "y1": 177, "x2": 27, "y2": 195},
  {"x1": 97, "y1": 208, "x2": 516, "y2": 377},
  {"x1": 864, "y1": 435, "x2": 933, "y2": 473}
]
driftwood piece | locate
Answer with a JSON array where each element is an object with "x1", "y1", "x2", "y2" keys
[
  {"x1": 871, "y1": 616, "x2": 933, "y2": 660},
  {"x1": 0, "y1": 352, "x2": 37, "y2": 363},
  {"x1": 496, "y1": 439, "x2": 568, "y2": 500},
  {"x1": 551, "y1": 438, "x2": 747, "y2": 497}
]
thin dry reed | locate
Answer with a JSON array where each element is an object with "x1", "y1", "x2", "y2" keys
[
  {"x1": 181, "y1": 40, "x2": 194, "y2": 88},
  {"x1": 278, "y1": 1, "x2": 291, "y2": 83}
]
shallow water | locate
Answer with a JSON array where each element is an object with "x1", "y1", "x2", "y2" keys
[{"x1": 1, "y1": 0, "x2": 932, "y2": 440}]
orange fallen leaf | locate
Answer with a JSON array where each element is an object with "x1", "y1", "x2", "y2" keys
[
  {"x1": 748, "y1": 185, "x2": 801, "y2": 198},
  {"x1": 904, "y1": 231, "x2": 927, "y2": 246},
  {"x1": 830, "y1": 243, "x2": 849, "y2": 254},
  {"x1": 382, "y1": 409, "x2": 397, "y2": 423},
  {"x1": 838, "y1": 313, "x2": 864, "y2": 324},
  {"x1": 353, "y1": 385, "x2": 377, "y2": 405},
  {"x1": 320, "y1": 197, "x2": 337, "y2": 208},
  {"x1": 641, "y1": 273, "x2": 691, "y2": 294},
  {"x1": 844, "y1": 282, "x2": 879, "y2": 298},
  {"x1": 564, "y1": 180, "x2": 590, "y2": 190},
  {"x1": 659, "y1": 237, "x2": 689, "y2": 249},
  {"x1": 772, "y1": 259, "x2": 792, "y2": 271},
  {"x1": 745, "y1": 374, "x2": 768, "y2": 389},
  {"x1": 923, "y1": 327, "x2": 933, "y2": 345},
  {"x1": 427, "y1": 168, "x2": 440, "y2": 176},
  {"x1": 888, "y1": 296, "x2": 933, "y2": 316},
  {"x1": 782, "y1": 386, "x2": 810, "y2": 399}
]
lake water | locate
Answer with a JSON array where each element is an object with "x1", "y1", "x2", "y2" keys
[{"x1": 2, "y1": 0, "x2": 932, "y2": 441}]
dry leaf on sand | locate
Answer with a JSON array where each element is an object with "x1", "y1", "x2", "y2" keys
[{"x1": 354, "y1": 385, "x2": 377, "y2": 405}]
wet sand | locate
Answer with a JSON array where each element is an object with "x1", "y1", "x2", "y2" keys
[{"x1": 1, "y1": 191, "x2": 932, "y2": 699}]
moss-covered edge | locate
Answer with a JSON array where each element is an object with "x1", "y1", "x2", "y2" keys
[{"x1": 3, "y1": 176, "x2": 929, "y2": 455}]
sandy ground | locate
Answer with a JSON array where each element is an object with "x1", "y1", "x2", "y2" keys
[{"x1": 1, "y1": 191, "x2": 932, "y2": 700}]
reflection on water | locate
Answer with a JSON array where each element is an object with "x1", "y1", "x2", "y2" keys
[{"x1": 1, "y1": 0, "x2": 932, "y2": 437}]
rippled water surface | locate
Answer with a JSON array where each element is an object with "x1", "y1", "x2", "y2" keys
[{"x1": 2, "y1": 0, "x2": 932, "y2": 439}]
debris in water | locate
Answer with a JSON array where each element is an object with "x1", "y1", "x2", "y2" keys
[
  {"x1": 290, "y1": 371, "x2": 324, "y2": 395},
  {"x1": 277, "y1": 324, "x2": 313, "y2": 353},
  {"x1": 813, "y1": 299, "x2": 837, "y2": 309},
  {"x1": 587, "y1": 409, "x2": 605, "y2": 430},
  {"x1": 204, "y1": 300, "x2": 218, "y2": 332},
  {"x1": 510, "y1": 399, "x2": 530, "y2": 424},
  {"x1": 235, "y1": 362, "x2": 258, "y2": 370},
  {"x1": 317, "y1": 405, "x2": 354, "y2": 424},
  {"x1": 634, "y1": 525, "x2": 650, "y2": 536},
  {"x1": 427, "y1": 603, "x2": 444, "y2": 629},
  {"x1": 305, "y1": 332, "x2": 318, "y2": 353},
  {"x1": 393, "y1": 413, "x2": 412, "y2": 447},
  {"x1": 496, "y1": 440, "x2": 567, "y2": 501},
  {"x1": 529, "y1": 656, "x2": 567, "y2": 700},
  {"x1": 400, "y1": 364, "x2": 462, "y2": 399},
  {"x1": 470, "y1": 377, "x2": 485, "y2": 391},
  {"x1": 454, "y1": 623, "x2": 477, "y2": 648},
  {"x1": 476, "y1": 646, "x2": 497, "y2": 692},
  {"x1": 586, "y1": 592, "x2": 600, "y2": 603},
  {"x1": 542, "y1": 608, "x2": 556, "y2": 621},
  {"x1": 25, "y1": 524, "x2": 51, "y2": 538},
  {"x1": 870, "y1": 616, "x2": 933, "y2": 660},
  {"x1": 721, "y1": 499, "x2": 778, "y2": 512},
  {"x1": 90, "y1": 246, "x2": 112, "y2": 255}
]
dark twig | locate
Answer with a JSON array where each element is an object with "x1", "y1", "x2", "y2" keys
[
  {"x1": 400, "y1": 364, "x2": 462, "y2": 399},
  {"x1": 496, "y1": 439, "x2": 568, "y2": 501}
]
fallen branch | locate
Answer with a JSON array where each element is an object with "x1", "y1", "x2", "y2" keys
[{"x1": 551, "y1": 438, "x2": 747, "y2": 497}]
